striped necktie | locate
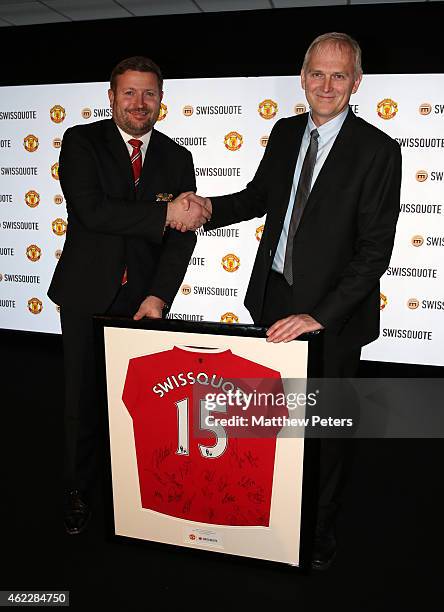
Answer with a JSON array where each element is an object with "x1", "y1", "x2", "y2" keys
[
  {"x1": 121, "y1": 139, "x2": 143, "y2": 286},
  {"x1": 128, "y1": 138, "x2": 143, "y2": 188}
]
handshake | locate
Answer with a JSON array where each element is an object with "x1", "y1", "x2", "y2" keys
[{"x1": 166, "y1": 192, "x2": 212, "y2": 232}]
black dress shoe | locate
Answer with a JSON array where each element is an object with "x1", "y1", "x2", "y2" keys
[
  {"x1": 311, "y1": 522, "x2": 337, "y2": 571},
  {"x1": 64, "y1": 490, "x2": 91, "y2": 535}
]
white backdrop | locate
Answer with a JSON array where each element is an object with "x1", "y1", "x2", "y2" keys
[{"x1": 0, "y1": 74, "x2": 443, "y2": 365}]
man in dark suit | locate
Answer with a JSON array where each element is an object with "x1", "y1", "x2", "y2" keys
[
  {"x1": 48, "y1": 56, "x2": 209, "y2": 535},
  {"x1": 185, "y1": 33, "x2": 402, "y2": 569}
]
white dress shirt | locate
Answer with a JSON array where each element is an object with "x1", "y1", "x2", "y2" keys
[
  {"x1": 115, "y1": 124, "x2": 152, "y2": 165},
  {"x1": 272, "y1": 106, "x2": 350, "y2": 273}
]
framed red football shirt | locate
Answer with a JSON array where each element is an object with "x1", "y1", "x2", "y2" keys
[{"x1": 122, "y1": 346, "x2": 287, "y2": 527}]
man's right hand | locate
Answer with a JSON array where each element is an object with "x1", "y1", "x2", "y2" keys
[{"x1": 166, "y1": 192, "x2": 211, "y2": 232}]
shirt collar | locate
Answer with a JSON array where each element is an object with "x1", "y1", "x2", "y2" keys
[
  {"x1": 115, "y1": 124, "x2": 152, "y2": 149},
  {"x1": 307, "y1": 106, "x2": 349, "y2": 140}
]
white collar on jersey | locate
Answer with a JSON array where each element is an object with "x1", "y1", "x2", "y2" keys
[{"x1": 174, "y1": 345, "x2": 229, "y2": 354}]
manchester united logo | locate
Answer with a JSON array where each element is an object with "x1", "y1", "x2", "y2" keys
[
  {"x1": 26, "y1": 244, "x2": 41, "y2": 262},
  {"x1": 183, "y1": 105, "x2": 194, "y2": 117},
  {"x1": 222, "y1": 253, "x2": 240, "y2": 272},
  {"x1": 220, "y1": 312, "x2": 239, "y2": 324},
  {"x1": 28, "y1": 298, "x2": 43, "y2": 315},
  {"x1": 158, "y1": 103, "x2": 168, "y2": 121},
  {"x1": 258, "y1": 99, "x2": 278, "y2": 120},
  {"x1": 377, "y1": 98, "x2": 398, "y2": 120},
  {"x1": 50, "y1": 105, "x2": 66, "y2": 124},
  {"x1": 24, "y1": 134, "x2": 39, "y2": 152},
  {"x1": 255, "y1": 225, "x2": 264, "y2": 241},
  {"x1": 380, "y1": 293, "x2": 388, "y2": 310},
  {"x1": 51, "y1": 162, "x2": 59, "y2": 180},
  {"x1": 25, "y1": 190, "x2": 40, "y2": 208},
  {"x1": 224, "y1": 132, "x2": 243, "y2": 152},
  {"x1": 52, "y1": 218, "x2": 67, "y2": 236}
]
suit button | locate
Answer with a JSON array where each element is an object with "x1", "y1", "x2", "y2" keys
[{"x1": 269, "y1": 249, "x2": 272, "y2": 257}]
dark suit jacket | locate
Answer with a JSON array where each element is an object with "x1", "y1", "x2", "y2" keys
[
  {"x1": 207, "y1": 109, "x2": 402, "y2": 348},
  {"x1": 48, "y1": 119, "x2": 196, "y2": 314}
]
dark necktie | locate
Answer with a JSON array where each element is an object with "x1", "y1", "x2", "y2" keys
[
  {"x1": 283, "y1": 128, "x2": 319, "y2": 286},
  {"x1": 121, "y1": 139, "x2": 143, "y2": 286}
]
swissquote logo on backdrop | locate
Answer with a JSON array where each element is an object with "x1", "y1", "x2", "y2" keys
[
  {"x1": 260, "y1": 136, "x2": 269, "y2": 147},
  {"x1": 55, "y1": 249, "x2": 62, "y2": 260},
  {"x1": 54, "y1": 195, "x2": 63, "y2": 205},
  {"x1": 26, "y1": 244, "x2": 41, "y2": 262},
  {"x1": 407, "y1": 298, "x2": 420, "y2": 310},
  {"x1": 193, "y1": 105, "x2": 242, "y2": 115},
  {"x1": 377, "y1": 99, "x2": 398, "y2": 120},
  {"x1": 222, "y1": 253, "x2": 240, "y2": 272},
  {"x1": 181, "y1": 284, "x2": 192, "y2": 296},
  {"x1": 53, "y1": 138, "x2": 62, "y2": 149},
  {"x1": 416, "y1": 170, "x2": 428, "y2": 182},
  {"x1": 412, "y1": 234, "x2": 444, "y2": 247},
  {"x1": 24, "y1": 135, "x2": 39, "y2": 152},
  {"x1": 411, "y1": 235, "x2": 424, "y2": 247},
  {"x1": 224, "y1": 132, "x2": 243, "y2": 151},
  {"x1": 419, "y1": 102, "x2": 444, "y2": 115},
  {"x1": 168, "y1": 312, "x2": 204, "y2": 321},
  {"x1": 196, "y1": 227, "x2": 240, "y2": 238},
  {"x1": 294, "y1": 103, "x2": 307, "y2": 115},
  {"x1": 220, "y1": 312, "x2": 239, "y2": 324},
  {"x1": 50, "y1": 105, "x2": 66, "y2": 123},
  {"x1": 25, "y1": 190, "x2": 40, "y2": 208},
  {"x1": 400, "y1": 203, "x2": 443, "y2": 215},
  {"x1": 158, "y1": 103, "x2": 168, "y2": 121},
  {"x1": 82, "y1": 108, "x2": 92, "y2": 120},
  {"x1": 258, "y1": 99, "x2": 278, "y2": 119},
  {"x1": 191, "y1": 286, "x2": 238, "y2": 297},
  {"x1": 172, "y1": 137, "x2": 207, "y2": 147}
]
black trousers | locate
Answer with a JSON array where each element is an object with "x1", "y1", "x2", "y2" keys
[
  {"x1": 60, "y1": 284, "x2": 138, "y2": 493},
  {"x1": 260, "y1": 270, "x2": 361, "y2": 525}
]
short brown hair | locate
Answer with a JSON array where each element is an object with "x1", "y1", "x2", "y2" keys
[
  {"x1": 110, "y1": 56, "x2": 163, "y2": 92},
  {"x1": 302, "y1": 33, "x2": 362, "y2": 79}
]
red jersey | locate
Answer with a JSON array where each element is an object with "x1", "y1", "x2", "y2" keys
[{"x1": 122, "y1": 346, "x2": 286, "y2": 527}]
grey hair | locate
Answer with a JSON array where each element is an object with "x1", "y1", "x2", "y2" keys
[{"x1": 302, "y1": 32, "x2": 362, "y2": 79}]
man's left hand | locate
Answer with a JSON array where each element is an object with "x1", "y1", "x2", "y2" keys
[
  {"x1": 266, "y1": 314, "x2": 324, "y2": 343},
  {"x1": 133, "y1": 295, "x2": 166, "y2": 320}
]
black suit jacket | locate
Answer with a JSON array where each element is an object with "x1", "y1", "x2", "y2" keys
[
  {"x1": 48, "y1": 119, "x2": 196, "y2": 314},
  {"x1": 208, "y1": 109, "x2": 402, "y2": 348}
]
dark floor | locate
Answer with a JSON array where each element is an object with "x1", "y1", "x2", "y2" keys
[{"x1": 2, "y1": 329, "x2": 443, "y2": 611}]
